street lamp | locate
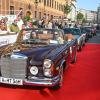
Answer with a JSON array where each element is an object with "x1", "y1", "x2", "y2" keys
[{"x1": 34, "y1": 0, "x2": 39, "y2": 18}]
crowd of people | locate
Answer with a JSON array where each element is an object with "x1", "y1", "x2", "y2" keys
[
  {"x1": 0, "y1": 11, "x2": 100, "y2": 33},
  {"x1": 0, "y1": 11, "x2": 35, "y2": 33},
  {"x1": 0, "y1": 11, "x2": 75, "y2": 33}
]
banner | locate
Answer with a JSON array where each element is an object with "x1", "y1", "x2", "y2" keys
[{"x1": 0, "y1": 34, "x2": 17, "y2": 47}]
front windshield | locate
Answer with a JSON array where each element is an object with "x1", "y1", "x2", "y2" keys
[
  {"x1": 22, "y1": 29, "x2": 64, "y2": 45},
  {"x1": 64, "y1": 28, "x2": 81, "y2": 35},
  {"x1": 81, "y1": 30, "x2": 86, "y2": 33},
  {"x1": 64, "y1": 28, "x2": 73, "y2": 34},
  {"x1": 72, "y1": 29, "x2": 81, "y2": 35}
]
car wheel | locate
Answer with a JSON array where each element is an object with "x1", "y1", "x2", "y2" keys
[
  {"x1": 83, "y1": 40, "x2": 85, "y2": 46},
  {"x1": 83, "y1": 43, "x2": 85, "y2": 46},
  {"x1": 78, "y1": 44, "x2": 82, "y2": 51},
  {"x1": 71, "y1": 51, "x2": 77, "y2": 63}
]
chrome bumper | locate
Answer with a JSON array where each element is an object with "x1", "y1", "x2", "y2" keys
[
  {"x1": 0, "y1": 76, "x2": 60, "y2": 87},
  {"x1": 23, "y1": 76, "x2": 60, "y2": 87}
]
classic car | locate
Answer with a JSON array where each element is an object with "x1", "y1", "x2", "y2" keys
[
  {"x1": 63, "y1": 28, "x2": 85, "y2": 51},
  {"x1": 0, "y1": 28, "x2": 77, "y2": 89},
  {"x1": 80, "y1": 28, "x2": 89, "y2": 42},
  {"x1": 82, "y1": 26, "x2": 96, "y2": 38}
]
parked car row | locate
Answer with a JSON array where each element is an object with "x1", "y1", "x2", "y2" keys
[
  {"x1": 63, "y1": 26, "x2": 97, "y2": 51},
  {"x1": 81, "y1": 26, "x2": 96, "y2": 39},
  {"x1": 0, "y1": 27, "x2": 96, "y2": 89}
]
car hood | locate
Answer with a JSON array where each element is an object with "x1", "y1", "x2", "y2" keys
[{"x1": 11, "y1": 45, "x2": 60, "y2": 63}]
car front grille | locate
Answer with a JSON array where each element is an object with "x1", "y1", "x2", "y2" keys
[{"x1": 0, "y1": 56, "x2": 27, "y2": 79}]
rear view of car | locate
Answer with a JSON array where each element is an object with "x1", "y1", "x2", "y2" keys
[{"x1": 82, "y1": 26, "x2": 95, "y2": 38}]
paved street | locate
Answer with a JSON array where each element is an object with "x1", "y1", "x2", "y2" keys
[{"x1": 88, "y1": 33, "x2": 100, "y2": 44}]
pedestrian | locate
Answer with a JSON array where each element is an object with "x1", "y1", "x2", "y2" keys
[
  {"x1": 47, "y1": 20, "x2": 53, "y2": 29},
  {"x1": 17, "y1": 16, "x2": 24, "y2": 30},
  {"x1": 10, "y1": 19, "x2": 20, "y2": 33}
]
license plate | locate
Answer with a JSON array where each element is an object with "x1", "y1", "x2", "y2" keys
[{"x1": 0, "y1": 77, "x2": 23, "y2": 85}]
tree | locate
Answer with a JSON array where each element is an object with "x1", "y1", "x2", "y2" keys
[
  {"x1": 77, "y1": 12, "x2": 84, "y2": 21},
  {"x1": 82, "y1": 18, "x2": 86, "y2": 23},
  {"x1": 64, "y1": 4, "x2": 72, "y2": 15}
]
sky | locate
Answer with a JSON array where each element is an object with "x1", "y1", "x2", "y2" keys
[{"x1": 77, "y1": 0, "x2": 100, "y2": 11}]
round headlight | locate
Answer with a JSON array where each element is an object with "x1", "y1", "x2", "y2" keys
[
  {"x1": 44, "y1": 69, "x2": 52, "y2": 77},
  {"x1": 43, "y1": 59, "x2": 52, "y2": 68},
  {"x1": 30, "y1": 66, "x2": 38, "y2": 75}
]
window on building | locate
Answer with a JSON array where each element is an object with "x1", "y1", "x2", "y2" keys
[
  {"x1": 60, "y1": 4, "x2": 62, "y2": 11},
  {"x1": 55, "y1": 1, "x2": 56, "y2": 9},
  {"x1": 39, "y1": 0, "x2": 41, "y2": 2},
  {"x1": 50, "y1": 0, "x2": 51, "y2": 7},
  {"x1": 59, "y1": 4, "x2": 61, "y2": 11},
  {"x1": 39, "y1": 12, "x2": 41, "y2": 19},
  {"x1": 44, "y1": 0, "x2": 46, "y2": 6},
  {"x1": 57, "y1": 2, "x2": 58, "y2": 10},
  {"x1": 61, "y1": 5, "x2": 64, "y2": 12},
  {"x1": 10, "y1": 6, "x2": 14, "y2": 15},
  {"x1": 47, "y1": 0, "x2": 49, "y2": 6},
  {"x1": 52, "y1": 0, "x2": 54, "y2": 8},
  {"x1": 35, "y1": 11, "x2": 37, "y2": 18}
]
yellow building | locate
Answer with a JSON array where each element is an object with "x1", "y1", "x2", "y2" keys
[
  {"x1": 34, "y1": 0, "x2": 66, "y2": 19},
  {"x1": 0, "y1": 0, "x2": 66, "y2": 19}
]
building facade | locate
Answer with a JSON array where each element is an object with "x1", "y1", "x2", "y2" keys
[
  {"x1": 0, "y1": 0, "x2": 66, "y2": 19},
  {"x1": 97, "y1": 5, "x2": 100, "y2": 24},
  {"x1": 78, "y1": 8, "x2": 97, "y2": 24},
  {"x1": 65, "y1": 0, "x2": 77, "y2": 22}
]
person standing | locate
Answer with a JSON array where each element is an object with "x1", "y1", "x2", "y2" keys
[
  {"x1": 10, "y1": 20, "x2": 20, "y2": 33},
  {"x1": 17, "y1": 16, "x2": 24, "y2": 30},
  {"x1": 47, "y1": 20, "x2": 53, "y2": 29}
]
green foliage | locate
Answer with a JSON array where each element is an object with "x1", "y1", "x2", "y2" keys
[
  {"x1": 24, "y1": 16, "x2": 31, "y2": 22},
  {"x1": 77, "y1": 12, "x2": 84, "y2": 21},
  {"x1": 64, "y1": 4, "x2": 72, "y2": 14},
  {"x1": 82, "y1": 18, "x2": 86, "y2": 23}
]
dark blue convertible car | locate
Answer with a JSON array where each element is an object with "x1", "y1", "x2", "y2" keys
[{"x1": 0, "y1": 28, "x2": 77, "y2": 89}]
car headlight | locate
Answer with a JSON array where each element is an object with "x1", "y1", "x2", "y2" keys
[
  {"x1": 43, "y1": 59, "x2": 52, "y2": 68},
  {"x1": 30, "y1": 66, "x2": 38, "y2": 75},
  {"x1": 43, "y1": 59, "x2": 53, "y2": 77},
  {"x1": 44, "y1": 69, "x2": 52, "y2": 77}
]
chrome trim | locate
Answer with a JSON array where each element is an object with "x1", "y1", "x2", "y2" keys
[
  {"x1": 11, "y1": 54, "x2": 28, "y2": 59},
  {"x1": 24, "y1": 75, "x2": 60, "y2": 86},
  {"x1": 60, "y1": 59, "x2": 66, "y2": 68},
  {"x1": 0, "y1": 55, "x2": 27, "y2": 79}
]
